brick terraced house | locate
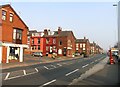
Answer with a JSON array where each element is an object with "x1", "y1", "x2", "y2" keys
[
  {"x1": 0, "y1": 4, "x2": 28, "y2": 63},
  {"x1": 28, "y1": 27, "x2": 76, "y2": 57},
  {"x1": 75, "y1": 37, "x2": 91, "y2": 56}
]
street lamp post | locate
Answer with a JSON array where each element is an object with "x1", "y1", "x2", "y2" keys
[{"x1": 113, "y1": 3, "x2": 120, "y2": 54}]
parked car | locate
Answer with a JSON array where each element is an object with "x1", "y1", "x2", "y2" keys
[{"x1": 32, "y1": 52, "x2": 43, "y2": 57}]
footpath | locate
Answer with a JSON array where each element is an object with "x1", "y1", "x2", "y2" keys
[
  {"x1": 69, "y1": 57, "x2": 120, "y2": 86},
  {"x1": 0, "y1": 55, "x2": 82, "y2": 70}
]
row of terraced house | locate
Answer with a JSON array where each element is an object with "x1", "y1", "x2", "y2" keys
[
  {"x1": 25, "y1": 28, "x2": 103, "y2": 57},
  {"x1": 0, "y1": 4, "x2": 103, "y2": 63}
]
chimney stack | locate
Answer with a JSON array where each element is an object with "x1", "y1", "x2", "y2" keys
[
  {"x1": 84, "y1": 37, "x2": 86, "y2": 40},
  {"x1": 44, "y1": 29, "x2": 48, "y2": 35},
  {"x1": 58, "y1": 27, "x2": 62, "y2": 34}
]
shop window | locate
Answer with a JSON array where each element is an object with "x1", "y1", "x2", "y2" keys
[{"x1": 2, "y1": 10, "x2": 6, "y2": 20}]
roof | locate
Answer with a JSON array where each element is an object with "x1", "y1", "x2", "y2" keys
[
  {"x1": 1, "y1": 4, "x2": 28, "y2": 30},
  {"x1": 76, "y1": 39, "x2": 89, "y2": 43},
  {"x1": 43, "y1": 31, "x2": 76, "y2": 39}
]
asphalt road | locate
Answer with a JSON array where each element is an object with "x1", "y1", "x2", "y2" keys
[{"x1": 2, "y1": 54, "x2": 107, "y2": 86}]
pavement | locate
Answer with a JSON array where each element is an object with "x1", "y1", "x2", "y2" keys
[
  {"x1": 69, "y1": 57, "x2": 120, "y2": 86},
  {"x1": 0, "y1": 54, "x2": 82, "y2": 70}
]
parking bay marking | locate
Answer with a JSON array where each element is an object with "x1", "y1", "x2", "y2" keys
[
  {"x1": 44, "y1": 66, "x2": 49, "y2": 70},
  {"x1": 4, "y1": 68, "x2": 39, "y2": 80},
  {"x1": 4, "y1": 72, "x2": 10, "y2": 80}
]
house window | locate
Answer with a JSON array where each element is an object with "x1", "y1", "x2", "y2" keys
[
  {"x1": 27, "y1": 36, "x2": 30, "y2": 42},
  {"x1": 10, "y1": 13, "x2": 13, "y2": 22},
  {"x1": 58, "y1": 49, "x2": 62, "y2": 54},
  {"x1": 83, "y1": 44, "x2": 86, "y2": 47},
  {"x1": 83, "y1": 48, "x2": 85, "y2": 51},
  {"x1": 34, "y1": 46, "x2": 36, "y2": 50},
  {"x1": 76, "y1": 44, "x2": 79, "y2": 47},
  {"x1": 38, "y1": 45, "x2": 40, "y2": 50},
  {"x1": 38, "y1": 38, "x2": 40, "y2": 44},
  {"x1": 53, "y1": 38, "x2": 56, "y2": 44},
  {"x1": 13, "y1": 29, "x2": 22, "y2": 44},
  {"x1": 2, "y1": 10, "x2": 6, "y2": 20},
  {"x1": 80, "y1": 44, "x2": 82, "y2": 48},
  {"x1": 31, "y1": 46, "x2": 34, "y2": 50},
  {"x1": 32, "y1": 39, "x2": 34, "y2": 44},
  {"x1": 46, "y1": 38, "x2": 49, "y2": 44},
  {"x1": 46, "y1": 46, "x2": 49, "y2": 51},
  {"x1": 59, "y1": 41, "x2": 62, "y2": 45}
]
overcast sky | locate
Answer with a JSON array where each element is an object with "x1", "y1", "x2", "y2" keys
[{"x1": 1, "y1": 1, "x2": 119, "y2": 51}]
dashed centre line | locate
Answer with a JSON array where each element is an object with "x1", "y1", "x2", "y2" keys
[
  {"x1": 65, "y1": 69, "x2": 79, "y2": 76},
  {"x1": 41, "y1": 79, "x2": 56, "y2": 86},
  {"x1": 82, "y1": 64, "x2": 89, "y2": 68}
]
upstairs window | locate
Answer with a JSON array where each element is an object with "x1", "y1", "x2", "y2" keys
[
  {"x1": 10, "y1": 13, "x2": 13, "y2": 22},
  {"x1": 38, "y1": 45, "x2": 40, "y2": 50},
  {"x1": 46, "y1": 38, "x2": 49, "y2": 44},
  {"x1": 38, "y1": 38, "x2": 40, "y2": 44},
  {"x1": 32, "y1": 39, "x2": 34, "y2": 44},
  {"x1": 53, "y1": 38, "x2": 56, "y2": 44},
  {"x1": 59, "y1": 41, "x2": 62, "y2": 45},
  {"x1": 13, "y1": 29, "x2": 22, "y2": 44},
  {"x1": 2, "y1": 10, "x2": 6, "y2": 20}
]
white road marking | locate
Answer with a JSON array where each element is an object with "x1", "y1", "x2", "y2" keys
[
  {"x1": 35, "y1": 68, "x2": 39, "y2": 72},
  {"x1": 63, "y1": 63, "x2": 66, "y2": 64},
  {"x1": 65, "y1": 69, "x2": 79, "y2": 76},
  {"x1": 42, "y1": 79, "x2": 56, "y2": 86},
  {"x1": 4, "y1": 73, "x2": 10, "y2": 80},
  {"x1": 4, "y1": 71, "x2": 38, "y2": 80},
  {"x1": 44, "y1": 66, "x2": 49, "y2": 70},
  {"x1": 57, "y1": 64, "x2": 62, "y2": 66},
  {"x1": 82, "y1": 64, "x2": 89, "y2": 68},
  {"x1": 90, "y1": 61, "x2": 94, "y2": 64},
  {"x1": 95, "y1": 60, "x2": 98, "y2": 62},
  {"x1": 23, "y1": 70, "x2": 26, "y2": 75},
  {"x1": 51, "y1": 65, "x2": 56, "y2": 68}
]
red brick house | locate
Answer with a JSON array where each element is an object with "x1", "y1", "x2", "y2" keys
[
  {"x1": 43, "y1": 29, "x2": 57, "y2": 56},
  {"x1": 75, "y1": 37, "x2": 91, "y2": 56},
  {"x1": 90, "y1": 42, "x2": 97, "y2": 54},
  {"x1": 28, "y1": 27, "x2": 76, "y2": 57},
  {"x1": 0, "y1": 4, "x2": 28, "y2": 63},
  {"x1": 55, "y1": 27, "x2": 76, "y2": 57}
]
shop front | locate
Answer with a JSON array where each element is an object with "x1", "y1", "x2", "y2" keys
[{"x1": 2, "y1": 42, "x2": 28, "y2": 63}]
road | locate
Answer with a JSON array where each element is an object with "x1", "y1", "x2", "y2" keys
[{"x1": 2, "y1": 54, "x2": 107, "y2": 86}]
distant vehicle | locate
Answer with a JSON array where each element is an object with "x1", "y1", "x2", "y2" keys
[{"x1": 32, "y1": 52, "x2": 43, "y2": 57}]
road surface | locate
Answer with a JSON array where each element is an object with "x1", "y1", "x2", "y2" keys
[{"x1": 2, "y1": 54, "x2": 106, "y2": 86}]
